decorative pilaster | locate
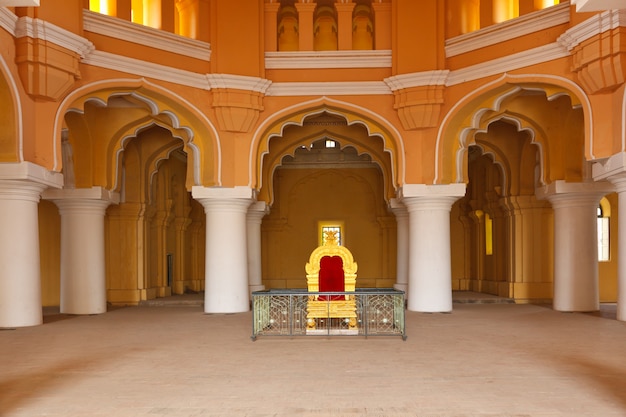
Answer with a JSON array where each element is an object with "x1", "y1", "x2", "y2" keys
[
  {"x1": 247, "y1": 201, "x2": 269, "y2": 294},
  {"x1": 207, "y1": 74, "x2": 271, "y2": 133},
  {"x1": 401, "y1": 184, "x2": 466, "y2": 312},
  {"x1": 567, "y1": 12, "x2": 626, "y2": 94},
  {"x1": 538, "y1": 180, "x2": 613, "y2": 312},
  {"x1": 192, "y1": 186, "x2": 254, "y2": 313},
  {"x1": 44, "y1": 187, "x2": 120, "y2": 315},
  {"x1": 0, "y1": 162, "x2": 62, "y2": 328},
  {"x1": 264, "y1": 1, "x2": 281, "y2": 52},
  {"x1": 14, "y1": 16, "x2": 85, "y2": 100},
  {"x1": 295, "y1": 1, "x2": 316, "y2": 51},
  {"x1": 384, "y1": 71, "x2": 449, "y2": 130},
  {"x1": 335, "y1": 1, "x2": 356, "y2": 50},
  {"x1": 390, "y1": 198, "x2": 408, "y2": 293},
  {"x1": 371, "y1": 0, "x2": 391, "y2": 50}
]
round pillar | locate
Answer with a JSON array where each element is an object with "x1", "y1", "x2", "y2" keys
[
  {"x1": 542, "y1": 183, "x2": 609, "y2": 312},
  {"x1": 607, "y1": 176, "x2": 626, "y2": 321},
  {"x1": 390, "y1": 198, "x2": 409, "y2": 293},
  {"x1": 403, "y1": 194, "x2": 460, "y2": 312},
  {"x1": 247, "y1": 201, "x2": 268, "y2": 294},
  {"x1": 50, "y1": 190, "x2": 116, "y2": 315},
  {"x1": 0, "y1": 180, "x2": 47, "y2": 328},
  {"x1": 193, "y1": 187, "x2": 253, "y2": 313}
]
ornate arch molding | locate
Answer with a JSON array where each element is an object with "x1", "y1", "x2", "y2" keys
[
  {"x1": 55, "y1": 78, "x2": 221, "y2": 190},
  {"x1": 435, "y1": 73, "x2": 591, "y2": 185},
  {"x1": 0, "y1": 54, "x2": 22, "y2": 162},
  {"x1": 250, "y1": 96, "x2": 405, "y2": 205}
]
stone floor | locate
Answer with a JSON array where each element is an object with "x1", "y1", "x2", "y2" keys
[{"x1": 1, "y1": 293, "x2": 625, "y2": 417}]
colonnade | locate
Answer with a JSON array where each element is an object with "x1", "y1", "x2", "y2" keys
[
  {"x1": 1, "y1": 161, "x2": 626, "y2": 327},
  {"x1": 265, "y1": 0, "x2": 392, "y2": 52}
]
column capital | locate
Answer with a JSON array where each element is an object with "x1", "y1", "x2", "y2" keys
[
  {"x1": 43, "y1": 186, "x2": 120, "y2": 204},
  {"x1": 248, "y1": 201, "x2": 270, "y2": 222},
  {"x1": 192, "y1": 186, "x2": 254, "y2": 213},
  {"x1": 536, "y1": 180, "x2": 613, "y2": 208},
  {"x1": 192, "y1": 185, "x2": 255, "y2": 200},
  {"x1": 389, "y1": 198, "x2": 408, "y2": 217},
  {"x1": 399, "y1": 183, "x2": 466, "y2": 198},
  {"x1": 0, "y1": 161, "x2": 63, "y2": 189},
  {"x1": 593, "y1": 151, "x2": 626, "y2": 182},
  {"x1": 294, "y1": 2, "x2": 317, "y2": 13},
  {"x1": 400, "y1": 183, "x2": 466, "y2": 211}
]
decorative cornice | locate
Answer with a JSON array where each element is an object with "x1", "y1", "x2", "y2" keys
[
  {"x1": 207, "y1": 74, "x2": 272, "y2": 93},
  {"x1": 267, "y1": 81, "x2": 390, "y2": 96},
  {"x1": 0, "y1": 0, "x2": 39, "y2": 5},
  {"x1": 82, "y1": 10, "x2": 211, "y2": 61},
  {"x1": 0, "y1": 7, "x2": 18, "y2": 36},
  {"x1": 572, "y1": 0, "x2": 626, "y2": 12},
  {"x1": 558, "y1": 9, "x2": 626, "y2": 52},
  {"x1": 445, "y1": 3, "x2": 570, "y2": 58},
  {"x1": 384, "y1": 70, "x2": 449, "y2": 91},
  {"x1": 14, "y1": 16, "x2": 94, "y2": 58},
  {"x1": 446, "y1": 42, "x2": 569, "y2": 86},
  {"x1": 82, "y1": 50, "x2": 210, "y2": 90},
  {"x1": 265, "y1": 50, "x2": 392, "y2": 69}
]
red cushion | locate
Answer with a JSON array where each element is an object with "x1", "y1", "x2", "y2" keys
[{"x1": 319, "y1": 256, "x2": 344, "y2": 300}]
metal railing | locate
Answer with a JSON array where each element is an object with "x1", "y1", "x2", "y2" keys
[{"x1": 251, "y1": 288, "x2": 406, "y2": 340}]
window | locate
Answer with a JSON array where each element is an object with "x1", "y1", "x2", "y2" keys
[
  {"x1": 485, "y1": 213, "x2": 493, "y2": 256},
  {"x1": 325, "y1": 139, "x2": 337, "y2": 148},
  {"x1": 89, "y1": 0, "x2": 115, "y2": 15},
  {"x1": 319, "y1": 221, "x2": 344, "y2": 246},
  {"x1": 597, "y1": 200, "x2": 610, "y2": 262}
]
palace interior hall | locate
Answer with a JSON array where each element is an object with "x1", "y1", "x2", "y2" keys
[{"x1": 1, "y1": 0, "x2": 626, "y2": 414}]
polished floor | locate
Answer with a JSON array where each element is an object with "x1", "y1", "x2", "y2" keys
[{"x1": 1, "y1": 293, "x2": 625, "y2": 417}]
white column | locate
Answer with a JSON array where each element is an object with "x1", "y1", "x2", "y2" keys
[
  {"x1": 247, "y1": 201, "x2": 268, "y2": 294},
  {"x1": 193, "y1": 186, "x2": 253, "y2": 313},
  {"x1": 401, "y1": 184, "x2": 466, "y2": 312},
  {"x1": 0, "y1": 163, "x2": 63, "y2": 328},
  {"x1": 390, "y1": 198, "x2": 409, "y2": 293},
  {"x1": 539, "y1": 181, "x2": 612, "y2": 312},
  {"x1": 611, "y1": 176, "x2": 626, "y2": 321},
  {"x1": 594, "y1": 154, "x2": 626, "y2": 321},
  {"x1": 44, "y1": 187, "x2": 119, "y2": 315}
]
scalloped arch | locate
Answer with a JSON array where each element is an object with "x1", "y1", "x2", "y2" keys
[
  {"x1": 435, "y1": 73, "x2": 591, "y2": 185},
  {"x1": 250, "y1": 97, "x2": 404, "y2": 204},
  {"x1": 54, "y1": 78, "x2": 221, "y2": 189}
]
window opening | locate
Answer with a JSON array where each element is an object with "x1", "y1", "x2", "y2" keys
[
  {"x1": 319, "y1": 221, "x2": 344, "y2": 246},
  {"x1": 597, "y1": 203, "x2": 610, "y2": 262},
  {"x1": 485, "y1": 213, "x2": 493, "y2": 256}
]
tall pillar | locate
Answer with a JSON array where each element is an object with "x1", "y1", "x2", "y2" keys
[
  {"x1": 390, "y1": 198, "x2": 408, "y2": 293},
  {"x1": 264, "y1": 1, "x2": 280, "y2": 52},
  {"x1": 371, "y1": 0, "x2": 391, "y2": 50},
  {"x1": 44, "y1": 187, "x2": 120, "y2": 315},
  {"x1": 0, "y1": 163, "x2": 63, "y2": 328},
  {"x1": 192, "y1": 186, "x2": 253, "y2": 313},
  {"x1": 401, "y1": 184, "x2": 466, "y2": 312},
  {"x1": 538, "y1": 181, "x2": 612, "y2": 312},
  {"x1": 295, "y1": 1, "x2": 316, "y2": 51},
  {"x1": 609, "y1": 176, "x2": 626, "y2": 321},
  {"x1": 247, "y1": 201, "x2": 269, "y2": 294},
  {"x1": 335, "y1": 1, "x2": 355, "y2": 50}
]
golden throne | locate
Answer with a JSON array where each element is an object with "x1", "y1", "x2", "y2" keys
[{"x1": 305, "y1": 231, "x2": 358, "y2": 332}]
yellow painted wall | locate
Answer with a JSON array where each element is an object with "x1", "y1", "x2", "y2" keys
[
  {"x1": 38, "y1": 200, "x2": 61, "y2": 307},
  {"x1": 262, "y1": 166, "x2": 396, "y2": 289}
]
